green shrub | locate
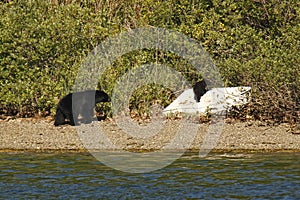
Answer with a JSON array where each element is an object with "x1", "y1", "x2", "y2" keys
[{"x1": 0, "y1": 0, "x2": 299, "y2": 123}]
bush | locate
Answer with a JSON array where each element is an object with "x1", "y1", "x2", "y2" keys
[
  {"x1": 0, "y1": 1, "x2": 111, "y2": 116},
  {"x1": 0, "y1": 0, "x2": 299, "y2": 123}
]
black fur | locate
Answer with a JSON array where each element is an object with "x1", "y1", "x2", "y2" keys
[
  {"x1": 193, "y1": 80, "x2": 208, "y2": 102},
  {"x1": 54, "y1": 90, "x2": 110, "y2": 126}
]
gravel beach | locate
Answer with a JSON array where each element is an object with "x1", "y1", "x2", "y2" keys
[{"x1": 0, "y1": 117, "x2": 299, "y2": 152}]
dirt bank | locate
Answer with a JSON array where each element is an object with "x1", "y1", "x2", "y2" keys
[{"x1": 0, "y1": 118, "x2": 299, "y2": 152}]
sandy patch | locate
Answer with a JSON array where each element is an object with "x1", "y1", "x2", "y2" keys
[{"x1": 0, "y1": 118, "x2": 299, "y2": 152}]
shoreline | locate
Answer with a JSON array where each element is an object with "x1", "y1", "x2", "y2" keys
[
  {"x1": 0, "y1": 117, "x2": 299, "y2": 153},
  {"x1": 1, "y1": 149, "x2": 300, "y2": 154}
]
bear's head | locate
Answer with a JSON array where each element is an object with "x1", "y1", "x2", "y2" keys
[{"x1": 95, "y1": 90, "x2": 111, "y2": 103}]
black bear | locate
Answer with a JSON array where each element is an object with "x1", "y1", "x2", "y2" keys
[
  {"x1": 193, "y1": 80, "x2": 208, "y2": 102},
  {"x1": 54, "y1": 90, "x2": 110, "y2": 126}
]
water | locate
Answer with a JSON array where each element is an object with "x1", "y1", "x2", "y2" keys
[{"x1": 0, "y1": 152, "x2": 299, "y2": 199}]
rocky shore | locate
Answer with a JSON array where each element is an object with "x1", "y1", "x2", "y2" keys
[{"x1": 0, "y1": 117, "x2": 299, "y2": 152}]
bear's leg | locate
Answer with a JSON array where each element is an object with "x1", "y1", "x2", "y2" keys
[
  {"x1": 65, "y1": 111, "x2": 75, "y2": 126},
  {"x1": 54, "y1": 108, "x2": 66, "y2": 126},
  {"x1": 80, "y1": 105, "x2": 94, "y2": 124}
]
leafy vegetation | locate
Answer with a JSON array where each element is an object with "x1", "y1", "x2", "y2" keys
[{"x1": 0, "y1": 0, "x2": 299, "y2": 124}]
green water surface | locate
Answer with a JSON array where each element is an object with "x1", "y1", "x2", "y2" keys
[{"x1": 0, "y1": 152, "x2": 299, "y2": 199}]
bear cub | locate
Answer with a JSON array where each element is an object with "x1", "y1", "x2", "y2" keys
[
  {"x1": 54, "y1": 90, "x2": 110, "y2": 126},
  {"x1": 193, "y1": 80, "x2": 208, "y2": 102}
]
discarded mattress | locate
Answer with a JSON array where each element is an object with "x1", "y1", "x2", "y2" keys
[{"x1": 163, "y1": 87, "x2": 251, "y2": 115}]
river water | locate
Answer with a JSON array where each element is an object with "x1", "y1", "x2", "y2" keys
[{"x1": 0, "y1": 152, "x2": 299, "y2": 199}]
